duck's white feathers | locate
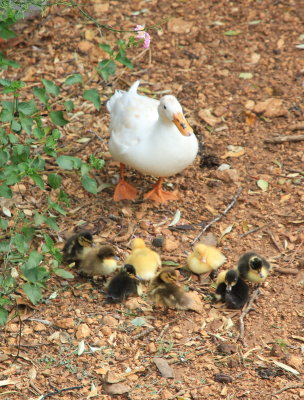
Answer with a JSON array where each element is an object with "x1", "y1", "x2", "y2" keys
[{"x1": 107, "y1": 81, "x2": 198, "y2": 177}]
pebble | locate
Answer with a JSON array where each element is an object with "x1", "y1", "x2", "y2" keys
[
  {"x1": 55, "y1": 318, "x2": 75, "y2": 329},
  {"x1": 76, "y1": 323, "x2": 91, "y2": 339},
  {"x1": 102, "y1": 315, "x2": 119, "y2": 328}
]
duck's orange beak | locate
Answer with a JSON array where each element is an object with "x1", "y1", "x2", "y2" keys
[{"x1": 173, "y1": 112, "x2": 193, "y2": 136}]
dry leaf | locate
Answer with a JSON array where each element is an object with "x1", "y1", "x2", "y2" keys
[
  {"x1": 87, "y1": 382, "x2": 98, "y2": 399},
  {"x1": 153, "y1": 357, "x2": 175, "y2": 378},
  {"x1": 28, "y1": 366, "x2": 37, "y2": 382},
  {"x1": 185, "y1": 291, "x2": 203, "y2": 313}
]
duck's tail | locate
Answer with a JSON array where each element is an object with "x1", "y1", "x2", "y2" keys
[
  {"x1": 128, "y1": 80, "x2": 140, "y2": 94},
  {"x1": 106, "y1": 81, "x2": 140, "y2": 113}
]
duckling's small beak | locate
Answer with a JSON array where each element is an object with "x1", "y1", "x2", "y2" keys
[
  {"x1": 226, "y1": 284, "x2": 232, "y2": 292},
  {"x1": 173, "y1": 112, "x2": 193, "y2": 136},
  {"x1": 258, "y1": 271, "x2": 264, "y2": 278}
]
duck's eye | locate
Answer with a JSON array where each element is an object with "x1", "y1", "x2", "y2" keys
[{"x1": 163, "y1": 105, "x2": 167, "y2": 110}]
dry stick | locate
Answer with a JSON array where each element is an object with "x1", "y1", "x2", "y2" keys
[
  {"x1": 264, "y1": 134, "x2": 304, "y2": 144},
  {"x1": 192, "y1": 187, "x2": 243, "y2": 244},
  {"x1": 133, "y1": 327, "x2": 155, "y2": 340},
  {"x1": 40, "y1": 385, "x2": 83, "y2": 400},
  {"x1": 272, "y1": 383, "x2": 304, "y2": 396},
  {"x1": 290, "y1": 123, "x2": 304, "y2": 131},
  {"x1": 239, "y1": 288, "x2": 261, "y2": 344},
  {"x1": 265, "y1": 230, "x2": 283, "y2": 252},
  {"x1": 239, "y1": 222, "x2": 271, "y2": 238}
]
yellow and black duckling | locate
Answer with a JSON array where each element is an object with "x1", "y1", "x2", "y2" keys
[
  {"x1": 187, "y1": 243, "x2": 226, "y2": 275},
  {"x1": 106, "y1": 264, "x2": 140, "y2": 303},
  {"x1": 149, "y1": 267, "x2": 191, "y2": 309},
  {"x1": 215, "y1": 269, "x2": 249, "y2": 309},
  {"x1": 237, "y1": 252, "x2": 270, "y2": 283},
  {"x1": 125, "y1": 238, "x2": 161, "y2": 281},
  {"x1": 62, "y1": 231, "x2": 93, "y2": 264},
  {"x1": 78, "y1": 245, "x2": 119, "y2": 277}
]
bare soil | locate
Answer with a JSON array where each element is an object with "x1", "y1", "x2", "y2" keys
[{"x1": 0, "y1": 1, "x2": 303, "y2": 399}]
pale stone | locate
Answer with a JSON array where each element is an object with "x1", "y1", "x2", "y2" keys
[{"x1": 76, "y1": 323, "x2": 91, "y2": 339}]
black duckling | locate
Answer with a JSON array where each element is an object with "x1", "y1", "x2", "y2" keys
[
  {"x1": 78, "y1": 245, "x2": 119, "y2": 277},
  {"x1": 62, "y1": 231, "x2": 93, "y2": 263},
  {"x1": 215, "y1": 269, "x2": 249, "y2": 309},
  {"x1": 106, "y1": 264, "x2": 139, "y2": 303},
  {"x1": 237, "y1": 252, "x2": 270, "y2": 283},
  {"x1": 149, "y1": 267, "x2": 191, "y2": 309}
]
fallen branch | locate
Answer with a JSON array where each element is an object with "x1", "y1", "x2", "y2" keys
[
  {"x1": 264, "y1": 230, "x2": 283, "y2": 252},
  {"x1": 264, "y1": 134, "x2": 304, "y2": 144},
  {"x1": 133, "y1": 327, "x2": 155, "y2": 340},
  {"x1": 40, "y1": 385, "x2": 83, "y2": 400},
  {"x1": 290, "y1": 123, "x2": 304, "y2": 132},
  {"x1": 192, "y1": 187, "x2": 243, "y2": 244},
  {"x1": 272, "y1": 383, "x2": 304, "y2": 396},
  {"x1": 239, "y1": 288, "x2": 261, "y2": 345},
  {"x1": 239, "y1": 223, "x2": 271, "y2": 238}
]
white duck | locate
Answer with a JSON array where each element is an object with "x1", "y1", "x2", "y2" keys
[{"x1": 107, "y1": 81, "x2": 198, "y2": 203}]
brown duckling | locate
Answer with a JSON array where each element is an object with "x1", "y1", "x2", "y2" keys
[
  {"x1": 149, "y1": 267, "x2": 191, "y2": 309},
  {"x1": 78, "y1": 245, "x2": 119, "y2": 277},
  {"x1": 106, "y1": 264, "x2": 140, "y2": 303},
  {"x1": 62, "y1": 231, "x2": 93, "y2": 263}
]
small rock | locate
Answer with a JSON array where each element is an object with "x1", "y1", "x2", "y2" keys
[
  {"x1": 101, "y1": 326, "x2": 112, "y2": 336},
  {"x1": 215, "y1": 169, "x2": 240, "y2": 184},
  {"x1": 0, "y1": 354, "x2": 9, "y2": 362},
  {"x1": 184, "y1": 291, "x2": 203, "y2": 313},
  {"x1": 167, "y1": 18, "x2": 193, "y2": 34},
  {"x1": 245, "y1": 100, "x2": 255, "y2": 110},
  {"x1": 285, "y1": 354, "x2": 303, "y2": 370},
  {"x1": 213, "y1": 105, "x2": 227, "y2": 117},
  {"x1": 254, "y1": 98, "x2": 287, "y2": 117},
  {"x1": 163, "y1": 237, "x2": 179, "y2": 252},
  {"x1": 126, "y1": 374, "x2": 139, "y2": 382},
  {"x1": 147, "y1": 342, "x2": 157, "y2": 353},
  {"x1": 76, "y1": 323, "x2": 91, "y2": 339},
  {"x1": 217, "y1": 342, "x2": 237, "y2": 355},
  {"x1": 102, "y1": 315, "x2": 119, "y2": 328},
  {"x1": 78, "y1": 40, "x2": 94, "y2": 53},
  {"x1": 93, "y1": 2, "x2": 109, "y2": 14},
  {"x1": 214, "y1": 373, "x2": 233, "y2": 384},
  {"x1": 103, "y1": 382, "x2": 131, "y2": 395},
  {"x1": 161, "y1": 389, "x2": 174, "y2": 399},
  {"x1": 33, "y1": 322, "x2": 46, "y2": 332},
  {"x1": 55, "y1": 318, "x2": 74, "y2": 329},
  {"x1": 198, "y1": 109, "x2": 221, "y2": 126},
  {"x1": 152, "y1": 236, "x2": 165, "y2": 248}
]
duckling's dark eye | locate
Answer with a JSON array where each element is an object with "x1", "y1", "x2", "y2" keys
[{"x1": 163, "y1": 105, "x2": 167, "y2": 109}]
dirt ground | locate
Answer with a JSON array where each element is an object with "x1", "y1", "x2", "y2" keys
[{"x1": 0, "y1": 0, "x2": 303, "y2": 399}]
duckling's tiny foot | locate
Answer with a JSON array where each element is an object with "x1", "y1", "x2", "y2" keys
[
  {"x1": 113, "y1": 180, "x2": 138, "y2": 201},
  {"x1": 144, "y1": 188, "x2": 178, "y2": 203}
]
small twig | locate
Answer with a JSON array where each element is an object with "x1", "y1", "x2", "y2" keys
[
  {"x1": 264, "y1": 134, "x2": 304, "y2": 144},
  {"x1": 274, "y1": 267, "x2": 299, "y2": 275},
  {"x1": 239, "y1": 288, "x2": 261, "y2": 344},
  {"x1": 272, "y1": 383, "x2": 304, "y2": 396},
  {"x1": 112, "y1": 222, "x2": 136, "y2": 243},
  {"x1": 133, "y1": 327, "x2": 155, "y2": 340},
  {"x1": 39, "y1": 385, "x2": 83, "y2": 400},
  {"x1": 192, "y1": 187, "x2": 243, "y2": 244},
  {"x1": 239, "y1": 223, "x2": 271, "y2": 238},
  {"x1": 290, "y1": 123, "x2": 304, "y2": 132},
  {"x1": 265, "y1": 230, "x2": 283, "y2": 252}
]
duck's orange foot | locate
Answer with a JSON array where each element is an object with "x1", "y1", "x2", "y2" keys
[
  {"x1": 113, "y1": 180, "x2": 138, "y2": 201},
  {"x1": 144, "y1": 187, "x2": 178, "y2": 203}
]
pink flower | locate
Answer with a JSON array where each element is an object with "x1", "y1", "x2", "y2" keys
[{"x1": 134, "y1": 25, "x2": 151, "y2": 49}]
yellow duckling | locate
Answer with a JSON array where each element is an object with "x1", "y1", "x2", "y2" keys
[
  {"x1": 78, "y1": 245, "x2": 119, "y2": 277},
  {"x1": 62, "y1": 231, "x2": 93, "y2": 264},
  {"x1": 237, "y1": 252, "x2": 270, "y2": 283},
  {"x1": 149, "y1": 268, "x2": 191, "y2": 309},
  {"x1": 125, "y1": 238, "x2": 161, "y2": 280},
  {"x1": 187, "y1": 243, "x2": 226, "y2": 275}
]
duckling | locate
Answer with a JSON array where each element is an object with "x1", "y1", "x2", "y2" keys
[
  {"x1": 62, "y1": 231, "x2": 93, "y2": 263},
  {"x1": 125, "y1": 238, "x2": 161, "y2": 280},
  {"x1": 78, "y1": 245, "x2": 119, "y2": 277},
  {"x1": 187, "y1": 243, "x2": 226, "y2": 275},
  {"x1": 106, "y1": 264, "x2": 139, "y2": 303},
  {"x1": 215, "y1": 269, "x2": 249, "y2": 309},
  {"x1": 149, "y1": 267, "x2": 191, "y2": 309},
  {"x1": 237, "y1": 252, "x2": 270, "y2": 283}
]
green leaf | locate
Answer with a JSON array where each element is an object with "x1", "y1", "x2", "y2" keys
[
  {"x1": 64, "y1": 73, "x2": 83, "y2": 85},
  {"x1": 12, "y1": 233, "x2": 29, "y2": 253},
  {"x1": 50, "y1": 111, "x2": 69, "y2": 126},
  {"x1": 42, "y1": 79, "x2": 60, "y2": 96},
  {"x1": 161, "y1": 260, "x2": 180, "y2": 266},
  {"x1": 48, "y1": 198, "x2": 66, "y2": 215},
  {"x1": 116, "y1": 50, "x2": 133, "y2": 69},
  {"x1": 89, "y1": 155, "x2": 105, "y2": 170},
  {"x1": 34, "y1": 212, "x2": 46, "y2": 225},
  {"x1": 131, "y1": 317, "x2": 146, "y2": 327},
  {"x1": 248, "y1": 20, "x2": 261, "y2": 25},
  {"x1": 0, "y1": 185, "x2": 12, "y2": 198},
  {"x1": 0, "y1": 218, "x2": 8, "y2": 230},
  {"x1": 80, "y1": 163, "x2": 90, "y2": 176},
  {"x1": 97, "y1": 59, "x2": 116, "y2": 81},
  {"x1": 224, "y1": 30, "x2": 241, "y2": 36},
  {"x1": 0, "y1": 241, "x2": 10, "y2": 252},
  {"x1": 0, "y1": 149, "x2": 9, "y2": 167},
  {"x1": 22, "y1": 266, "x2": 49, "y2": 283},
  {"x1": 8, "y1": 133, "x2": 19, "y2": 143},
  {"x1": 99, "y1": 43, "x2": 114, "y2": 55},
  {"x1": 257, "y1": 179, "x2": 269, "y2": 191},
  {"x1": 81, "y1": 174, "x2": 97, "y2": 194},
  {"x1": 26, "y1": 251, "x2": 43, "y2": 269},
  {"x1": 0, "y1": 101, "x2": 13, "y2": 122},
  {"x1": 48, "y1": 173, "x2": 61, "y2": 189},
  {"x1": 64, "y1": 100, "x2": 74, "y2": 112},
  {"x1": 30, "y1": 173, "x2": 45, "y2": 189},
  {"x1": 19, "y1": 114, "x2": 33, "y2": 134},
  {"x1": 56, "y1": 155, "x2": 82, "y2": 170},
  {"x1": 45, "y1": 217, "x2": 59, "y2": 231},
  {"x1": 11, "y1": 119, "x2": 21, "y2": 132},
  {"x1": 33, "y1": 87, "x2": 49, "y2": 106},
  {"x1": 21, "y1": 283, "x2": 42, "y2": 305},
  {"x1": 0, "y1": 26, "x2": 16, "y2": 39},
  {"x1": 0, "y1": 307, "x2": 8, "y2": 326},
  {"x1": 239, "y1": 72, "x2": 253, "y2": 79},
  {"x1": 53, "y1": 268, "x2": 74, "y2": 279},
  {"x1": 18, "y1": 99, "x2": 37, "y2": 115},
  {"x1": 83, "y1": 89, "x2": 100, "y2": 110}
]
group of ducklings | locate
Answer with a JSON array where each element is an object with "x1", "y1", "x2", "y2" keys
[{"x1": 62, "y1": 231, "x2": 270, "y2": 310}]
